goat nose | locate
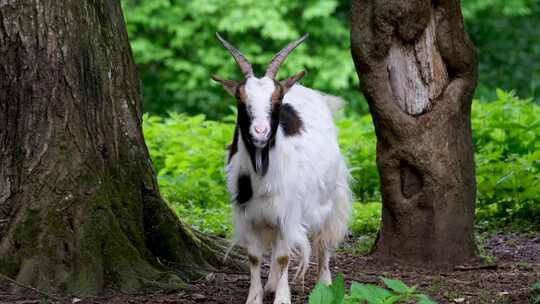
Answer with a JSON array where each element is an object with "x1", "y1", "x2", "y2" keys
[{"x1": 254, "y1": 126, "x2": 268, "y2": 135}]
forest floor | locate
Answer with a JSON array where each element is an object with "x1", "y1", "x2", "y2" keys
[{"x1": 1, "y1": 231, "x2": 539, "y2": 304}]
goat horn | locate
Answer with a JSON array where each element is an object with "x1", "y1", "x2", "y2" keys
[
  {"x1": 216, "y1": 32, "x2": 253, "y2": 77},
  {"x1": 265, "y1": 33, "x2": 309, "y2": 79}
]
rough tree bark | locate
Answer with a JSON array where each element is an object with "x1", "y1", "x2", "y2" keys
[
  {"x1": 0, "y1": 0, "x2": 239, "y2": 295},
  {"x1": 350, "y1": 0, "x2": 478, "y2": 265}
]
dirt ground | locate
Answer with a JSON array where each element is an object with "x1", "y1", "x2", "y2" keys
[{"x1": 1, "y1": 232, "x2": 539, "y2": 304}]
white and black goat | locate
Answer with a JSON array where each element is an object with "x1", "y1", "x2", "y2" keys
[{"x1": 212, "y1": 33, "x2": 351, "y2": 304}]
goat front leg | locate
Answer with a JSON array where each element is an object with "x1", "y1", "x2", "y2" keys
[
  {"x1": 272, "y1": 239, "x2": 291, "y2": 304},
  {"x1": 317, "y1": 245, "x2": 332, "y2": 285},
  {"x1": 264, "y1": 248, "x2": 279, "y2": 294},
  {"x1": 246, "y1": 245, "x2": 263, "y2": 304}
]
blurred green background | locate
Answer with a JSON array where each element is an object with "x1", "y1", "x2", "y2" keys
[
  {"x1": 121, "y1": 0, "x2": 539, "y2": 118},
  {"x1": 120, "y1": 0, "x2": 540, "y2": 238}
]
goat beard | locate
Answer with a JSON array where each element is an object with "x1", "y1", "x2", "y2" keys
[{"x1": 255, "y1": 148, "x2": 263, "y2": 174}]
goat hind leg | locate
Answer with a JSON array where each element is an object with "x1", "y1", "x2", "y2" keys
[{"x1": 317, "y1": 245, "x2": 332, "y2": 286}]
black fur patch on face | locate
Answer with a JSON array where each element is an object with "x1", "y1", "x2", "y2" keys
[
  {"x1": 237, "y1": 100, "x2": 265, "y2": 174},
  {"x1": 227, "y1": 125, "x2": 239, "y2": 164},
  {"x1": 236, "y1": 174, "x2": 252, "y2": 205},
  {"x1": 279, "y1": 103, "x2": 303, "y2": 136}
]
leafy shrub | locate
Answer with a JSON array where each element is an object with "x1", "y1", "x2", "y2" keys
[
  {"x1": 143, "y1": 113, "x2": 234, "y2": 235},
  {"x1": 472, "y1": 90, "x2": 540, "y2": 229},
  {"x1": 337, "y1": 116, "x2": 379, "y2": 202},
  {"x1": 350, "y1": 202, "x2": 380, "y2": 237},
  {"x1": 309, "y1": 274, "x2": 436, "y2": 304}
]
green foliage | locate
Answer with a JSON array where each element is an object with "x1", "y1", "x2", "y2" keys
[
  {"x1": 143, "y1": 90, "x2": 540, "y2": 235},
  {"x1": 472, "y1": 90, "x2": 540, "y2": 230},
  {"x1": 121, "y1": 0, "x2": 363, "y2": 117},
  {"x1": 337, "y1": 116, "x2": 379, "y2": 202},
  {"x1": 461, "y1": 0, "x2": 534, "y2": 19},
  {"x1": 143, "y1": 113, "x2": 234, "y2": 236},
  {"x1": 122, "y1": 0, "x2": 539, "y2": 118},
  {"x1": 350, "y1": 202, "x2": 380, "y2": 237},
  {"x1": 462, "y1": 0, "x2": 540, "y2": 103},
  {"x1": 309, "y1": 274, "x2": 437, "y2": 304}
]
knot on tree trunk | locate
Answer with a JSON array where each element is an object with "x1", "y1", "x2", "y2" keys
[{"x1": 400, "y1": 161, "x2": 423, "y2": 199}]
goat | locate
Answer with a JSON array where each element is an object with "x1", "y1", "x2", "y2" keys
[{"x1": 212, "y1": 33, "x2": 351, "y2": 304}]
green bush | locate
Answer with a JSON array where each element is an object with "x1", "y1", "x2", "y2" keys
[
  {"x1": 143, "y1": 90, "x2": 540, "y2": 235},
  {"x1": 472, "y1": 90, "x2": 540, "y2": 230},
  {"x1": 462, "y1": 0, "x2": 540, "y2": 103},
  {"x1": 309, "y1": 274, "x2": 437, "y2": 304},
  {"x1": 121, "y1": 0, "x2": 363, "y2": 117},
  {"x1": 143, "y1": 112, "x2": 235, "y2": 235},
  {"x1": 122, "y1": 0, "x2": 538, "y2": 117},
  {"x1": 337, "y1": 116, "x2": 379, "y2": 202},
  {"x1": 350, "y1": 202, "x2": 380, "y2": 237}
]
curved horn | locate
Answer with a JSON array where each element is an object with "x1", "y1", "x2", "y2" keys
[
  {"x1": 265, "y1": 33, "x2": 309, "y2": 79},
  {"x1": 216, "y1": 32, "x2": 253, "y2": 77}
]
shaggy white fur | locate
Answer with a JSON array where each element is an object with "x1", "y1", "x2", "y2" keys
[{"x1": 226, "y1": 77, "x2": 351, "y2": 304}]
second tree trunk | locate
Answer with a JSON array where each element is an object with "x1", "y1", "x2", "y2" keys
[{"x1": 350, "y1": 0, "x2": 478, "y2": 265}]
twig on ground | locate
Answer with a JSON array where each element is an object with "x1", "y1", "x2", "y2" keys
[{"x1": 454, "y1": 264, "x2": 498, "y2": 271}]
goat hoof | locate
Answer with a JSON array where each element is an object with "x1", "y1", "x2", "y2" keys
[
  {"x1": 245, "y1": 291, "x2": 263, "y2": 304},
  {"x1": 273, "y1": 296, "x2": 291, "y2": 304}
]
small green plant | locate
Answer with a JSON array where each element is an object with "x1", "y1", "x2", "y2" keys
[
  {"x1": 474, "y1": 232, "x2": 495, "y2": 265},
  {"x1": 309, "y1": 274, "x2": 437, "y2": 304},
  {"x1": 531, "y1": 281, "x2": 540, "y2": 304},
  {"x1": 443, "y1": 290, "x2": 463, "y2": 302}
]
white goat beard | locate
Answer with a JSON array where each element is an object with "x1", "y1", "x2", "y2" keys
[{"x1": 255, "y1": 148, "x2": 262, "y2": 173}]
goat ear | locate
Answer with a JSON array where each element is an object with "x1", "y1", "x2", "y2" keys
[
  {"x1": 211, "y1": 74, "x2": 238, "y2": 96},
  {"x1": 280, "y1": 70, "x2": 306, "y2": 91}
]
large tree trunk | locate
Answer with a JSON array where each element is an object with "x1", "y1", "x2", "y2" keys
[
  {"x1": 0, "y1": 0, "x2": 239, "y2": 295},
  {"x1": 350, "y1": 0, "x2": 478, "y2": 265}
]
